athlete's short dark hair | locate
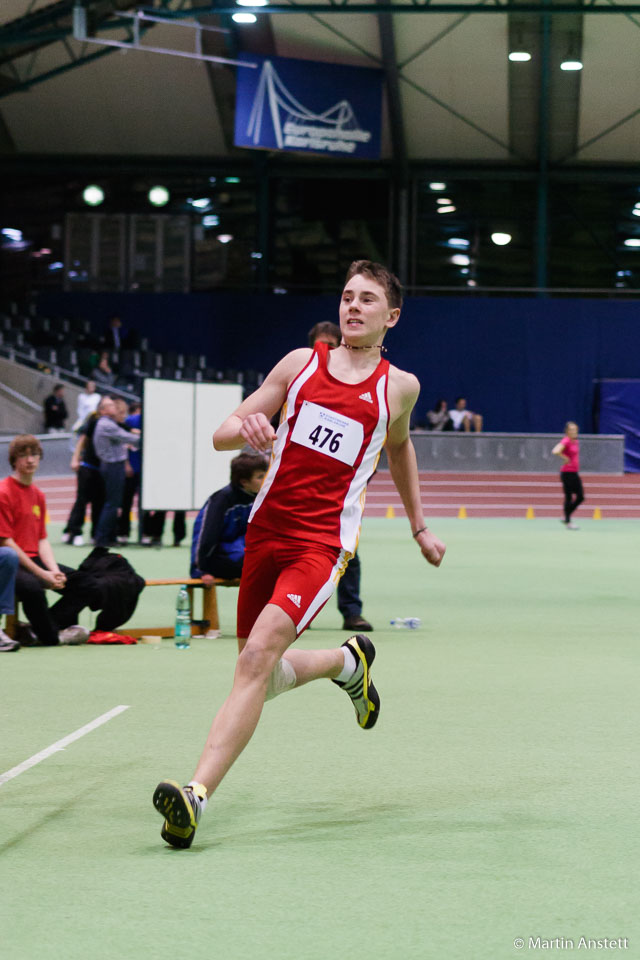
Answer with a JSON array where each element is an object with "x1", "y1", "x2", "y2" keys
[
  {"x1": 230, "y1": 452, "x2": 268, "y2": 487},
  {"x1": 9, "y1": 434, "x2": 43, "y2": 467},
  {"x1": 344, "y1": 260, "x2": 403, "y2": 310}
]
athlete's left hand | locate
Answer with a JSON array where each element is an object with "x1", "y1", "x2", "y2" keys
[{"x1": 416, "y1": 529, "x2": 446, "y2": 567}]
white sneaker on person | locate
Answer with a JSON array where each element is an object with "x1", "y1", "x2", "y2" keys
[
  {"x1": 58, "y1": 625, "x2": 89, "y2": 645},
  {"x1": 72, "y1": 535, "x2": 85, "y2": 546},
  {"x1": 566, "y1": 522, "x2": 579, "y2": 531},
  {"x1": 0, "y1": 628, "x2": 21, "y2": 652}
]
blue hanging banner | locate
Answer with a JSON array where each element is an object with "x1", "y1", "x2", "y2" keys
[
  {"x1": 234, "y1": 53, "x2": 383, "y2": 160},
  {"x1": 597, "y1": 379, "x2": 640, "y2": 472}
]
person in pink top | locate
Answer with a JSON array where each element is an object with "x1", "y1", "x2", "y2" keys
[{"x1": 552, "y1": 421, "x2": 585, "y2": 529}]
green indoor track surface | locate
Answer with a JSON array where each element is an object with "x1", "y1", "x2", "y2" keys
[{"x1": 2, "y1": 518, "x2": 639, "y2": 960}]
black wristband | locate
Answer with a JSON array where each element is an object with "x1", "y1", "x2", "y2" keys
[{"x1": 412, "y1": 526, "x2": 427, "y2": 539}]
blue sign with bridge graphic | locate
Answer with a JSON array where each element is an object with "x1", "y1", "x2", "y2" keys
[{"x1": 234, "y1": 53, "x2": 383, "y2": 160}]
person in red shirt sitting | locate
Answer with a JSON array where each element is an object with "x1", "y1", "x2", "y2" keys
[{"x1": 0, "y1": 435, "x2": 89, "y2": 646}]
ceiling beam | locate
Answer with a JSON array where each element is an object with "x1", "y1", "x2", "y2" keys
[
  {"x1": 147, "y1": 2, "x2": 640, "y2": 13},
  {"x1": 376, "y1": 6, "x2": 407, "y2": 178}
]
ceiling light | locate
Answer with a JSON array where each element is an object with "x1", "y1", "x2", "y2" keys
[
  {"x1": 202, "y1": 214, "x2": 220, "y2": 228},
  {"x1": 1, "y1": 228, "x2": 23, "y2": 241},
  {"x1": 467, "y1": 279, "x2": 477, "y2": 287},
  {"x1": 436, "y1": 206, "x2": 456, "y2": 214},
  {"x1": 232, "y1": 12, "x2": 257, "y2": 22},
  {"x1": 429, "y1": 182, "x2": 447, "y2": 191},
  {"x1": 560, "y1": 60, "x2": 583, "y2": 71},
  {"x1": 447, "y1": 238, "x2": 470, "y2": 248},
  {"x1": 633, "y1": 209, "x2": 640, "y2": 217},
  {"x1": 436, "y1": 197, "x2": 453, "y2": 205},
  {"x1": 451, "y1": 254, "x2": 470, "y2": 266},
  {"x1": 508, "y1": 51, "x2": 531, "y2": 62},
  {"x1": 217, "y1": 234, "x2": 234, "y2": 244},
  {"x1": 236, "y1": 0, "x2": 268, "y2": 5},
  {"x1": 148, "y1": 186, "x2": 170, "y2": 207},
  {"x1": 190, "y1": 197, "x2": 212, "y2": 210},
  {"x1": 491, "y1": 232, "x2": 512, "y2": 246},
  {"x1": 623, "y1": 239, "x2": 640, "y2": 247},
  {"x1": 83, "y1": 185, "x2": 104, "y2": 207}
]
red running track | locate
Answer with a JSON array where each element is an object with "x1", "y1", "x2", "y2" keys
[
  {"x1": 37, "y1": 471, "x2": 640, "y2": 523},
  {"x1": 364, "y1": 471, "x2": 640, "y2": 519}
]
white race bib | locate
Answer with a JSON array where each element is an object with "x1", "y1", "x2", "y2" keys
[{"x1": 290, "y1": 401, "x2": 364, "y2": 466}]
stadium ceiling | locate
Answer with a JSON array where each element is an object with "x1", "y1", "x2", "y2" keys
[{"x1": 1, "y1": 0, "x2": 640, "y2": 169}]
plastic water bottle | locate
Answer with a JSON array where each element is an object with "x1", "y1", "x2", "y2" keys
[
  {"x1": 174, "y1": 585, "x2": 191, "y2": 649},
  {"x1": 390, "y1": 617, "x2": 421, "y2": 629}
]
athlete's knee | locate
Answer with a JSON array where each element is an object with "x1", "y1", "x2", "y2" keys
[
  {"x1": 264, "y1": 658, "x2": 297, "y2": 702},
  {"x1": 235, "y1": 641, "x2": 280, "y2": 686}
]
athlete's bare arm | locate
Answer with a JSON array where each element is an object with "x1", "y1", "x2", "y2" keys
[
  {"x1": 386, "y1": 367, "x2": 446, "y2": 568},
  {"x1": 213, "y1": 348, "x2": 312, "y2": 452}
]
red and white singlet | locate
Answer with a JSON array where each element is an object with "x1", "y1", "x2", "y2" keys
[{"x1": 248, "y1": 341, "x2": 390, "y2": 555}]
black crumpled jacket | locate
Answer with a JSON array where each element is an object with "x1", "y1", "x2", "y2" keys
[{"x1": 52, "y1": 547, "x2": 145, "y2": 631}]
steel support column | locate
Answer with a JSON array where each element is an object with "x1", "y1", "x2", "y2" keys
[{"x1": 535, "y1": 10, "x2": 551, "y2": 292}]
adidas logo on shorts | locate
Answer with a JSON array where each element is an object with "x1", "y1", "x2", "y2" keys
[
  {"x1": 359, "y1": 391, "x2": 373, "y2": 403},
  {"x1": 287, "y1": 593, "x2": 301, "y2": 608}
]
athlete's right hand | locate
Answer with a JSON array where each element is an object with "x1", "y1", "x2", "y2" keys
[
  {"x1": 240, "y1": 413, "x2": 276, "y2": 452},
  {"x1": 416, "y1": 529, "x2": 446, "y2": 568}
]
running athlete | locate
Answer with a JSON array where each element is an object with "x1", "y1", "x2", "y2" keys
[{"x1": 153, "y1": 260, "x2": 446, "y2": 848}]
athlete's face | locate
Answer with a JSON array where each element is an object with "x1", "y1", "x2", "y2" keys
[{"x1": 339, "y1": 273, "x2": 400, "y2": 345}]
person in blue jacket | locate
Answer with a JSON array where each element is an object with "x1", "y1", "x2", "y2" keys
[{"x1": 190, "y1": 452, "x2": 268, "y2": 583}]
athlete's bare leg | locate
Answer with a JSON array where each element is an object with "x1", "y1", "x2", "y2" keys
[
  {"x1": 193, "y1": 604, "x2": 343, "y2": 795},
  {"x1": 281, "y1": 647, "x2": 344, "y2": 687}
]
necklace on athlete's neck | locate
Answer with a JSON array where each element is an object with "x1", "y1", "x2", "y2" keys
[{"x1": 341, "y1": 340, "x2": 388, "y2": 353}]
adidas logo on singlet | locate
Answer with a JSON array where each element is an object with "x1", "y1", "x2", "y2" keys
[
  {"x1": 287, "y1": 593, "x2": 301, "y2": 608},
  {"x1": 359, "y1": 391, "x2": 373, "y2": 403}
]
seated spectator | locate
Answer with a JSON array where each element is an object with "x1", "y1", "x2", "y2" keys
[
  {"x1": 43, "y1": 384, "x2": 68, "y2": 433},
  {"x1": 92, "y1": 352, "x2": 115, "y2": 389},
  {"x1": 190, "y1": 453, "x2": 268, "y2": 582},
  {"x1": 307, "y1": 321, "x2": 341, "y2": 349},
  {"x1": 0, "y1": 435, "x2": 90, "y2": 646},
  {"x1": 102, "y1": 315, "x2": 138, "y2": 352},
  {"x1": 427, "y1": 399, "x2": 453, "y2": 431},
  {"x1": 0, "y1": 545, "x2": 20, "y2": 652},
  {"x1": 450, "y1": 396, "x2": 483, "y2": 432}
]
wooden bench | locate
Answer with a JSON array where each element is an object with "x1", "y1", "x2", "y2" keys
[
  {"x1": 118, "y1": 577, "x2": 240, "y2": 639},
  {"x1": 4, "y1": 577, "x2": 240, "y2": 641}
]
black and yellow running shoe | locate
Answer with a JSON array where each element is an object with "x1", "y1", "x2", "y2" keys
[
  {"x1": 332, "y1": 634, "x2": 379, "y2": 729},
  {"x1": 153, "y1": 780, "x2": 206, "y2": 849}
]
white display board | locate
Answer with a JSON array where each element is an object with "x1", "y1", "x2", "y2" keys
[{"x1": 141, "y1": 380, "x2": 243, "y2": 511}]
